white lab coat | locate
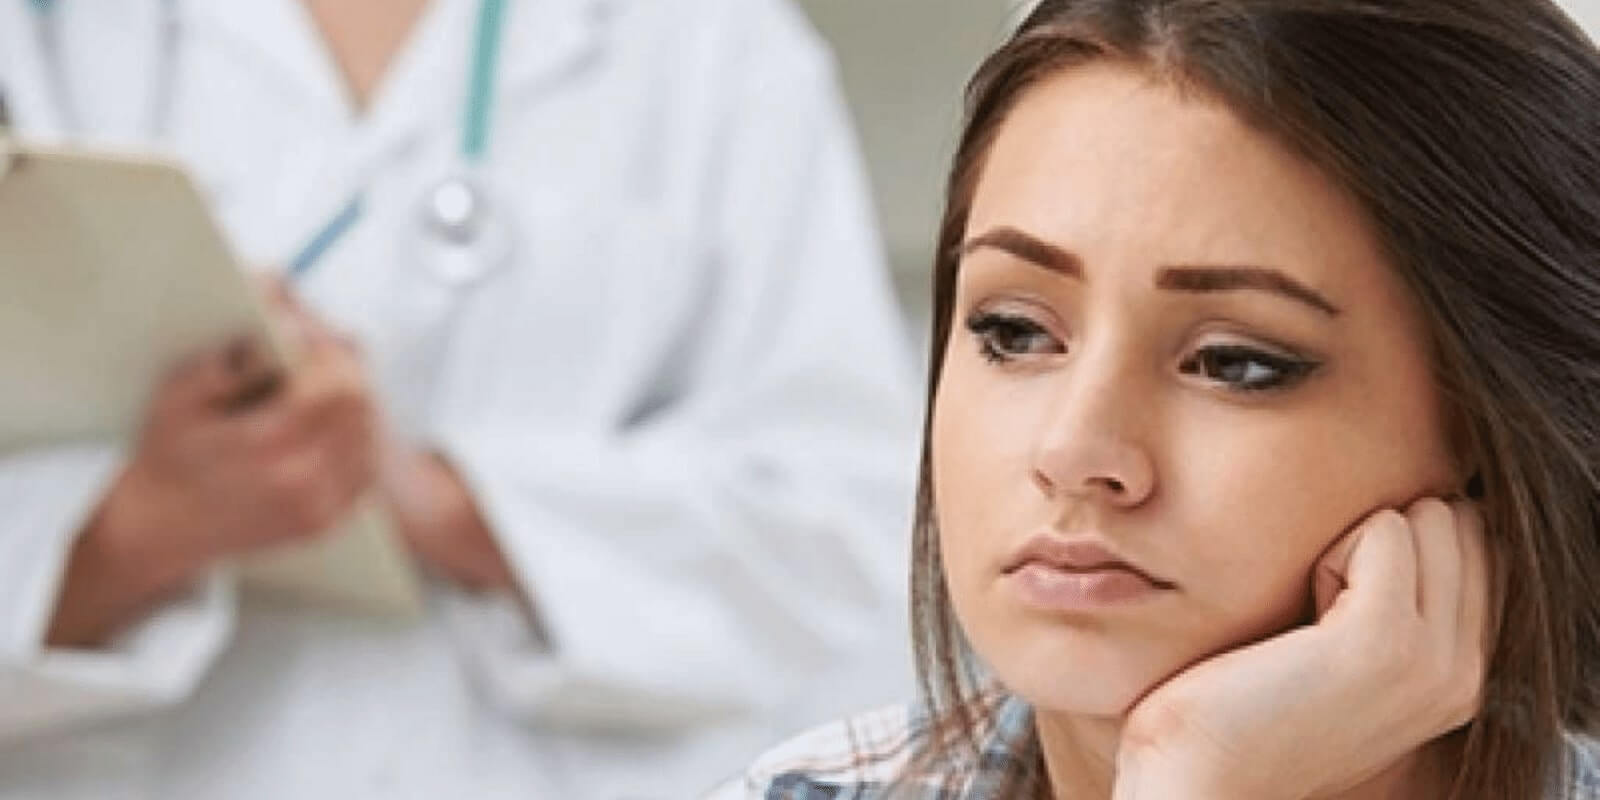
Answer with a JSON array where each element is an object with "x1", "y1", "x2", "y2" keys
[{"x1": 0, "y1": 0, "x2": 919, "y2": 797}]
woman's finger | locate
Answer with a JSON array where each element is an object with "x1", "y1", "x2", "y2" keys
[
  {"x1": 1337, "y1": 509, "x2": 1421, "y2": 624},
  {"x1": 1407, "y1": 497, "x2": 1464, "y2": 626},
  {"x1": 1314, "y1": 525, "x2": 1361, "y2": 618}
]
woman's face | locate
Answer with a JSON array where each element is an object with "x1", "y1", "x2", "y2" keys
[{"x1": 932, "y1": 62, "x2": 1464, "y2": 717}]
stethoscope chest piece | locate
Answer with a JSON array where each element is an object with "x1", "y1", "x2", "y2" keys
[
  {"x1": 414, "y1": 172, "x2": 515, "y2": 288},
  {"x1": 424, "y1": 176, "x2": 486, "y2": 245}
]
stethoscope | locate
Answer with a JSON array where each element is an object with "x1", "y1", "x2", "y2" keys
[{"x1": 28, "y1": 0, "x2": 511, "y2": 280}]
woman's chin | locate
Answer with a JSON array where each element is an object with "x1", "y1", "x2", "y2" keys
[
  {"x1": 1000, "y1": 669, "x2": 1150, "y2": 719},
  {"x1": 979, "y1": 629, "x2": 1180, "y2": 719}
]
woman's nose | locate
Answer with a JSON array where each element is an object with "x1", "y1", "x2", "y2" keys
[{"x1": 1029, "y1": 374, "x2": 1156, "y2": 509}]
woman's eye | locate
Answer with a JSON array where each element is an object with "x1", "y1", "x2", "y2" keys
[
  {"x1": 1180, "y1": 345, "x2": 1319, "y2": 392},
  {"x1": 965, "y1": 312, "x2": 1063, "y2": 363}
]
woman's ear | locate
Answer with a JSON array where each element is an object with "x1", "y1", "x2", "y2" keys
[{"x1": 1444, "y1": 403, "x2": 1484, "y2": 499}]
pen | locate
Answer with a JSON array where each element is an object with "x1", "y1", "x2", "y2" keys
[{"x1": 286, "y1": 194, "x2": 364, "y2": 278}]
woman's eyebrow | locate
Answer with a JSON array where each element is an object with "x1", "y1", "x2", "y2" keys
[
  {"x1": 1156, "y1": 267, "x2": 1342, "y2": 316},
  {"x1": 960, "y1": 226, "x2": 1341, "y2": 317},
  {"x1": 959, "y1": 227, "x2": 1082, "y2": 277}
]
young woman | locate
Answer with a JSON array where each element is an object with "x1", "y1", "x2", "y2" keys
[{"x1": 713, "y1": 0, "x2": 1600, "y2": 798}]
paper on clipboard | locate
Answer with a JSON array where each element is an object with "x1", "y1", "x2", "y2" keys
[{"x1": 0, "y1": 142, "x2": 422, "y2": 618}]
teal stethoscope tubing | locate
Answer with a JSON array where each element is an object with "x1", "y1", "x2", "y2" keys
[
  {"x1": 29, "y1": 0, "x2": 509, "y2": 277},
  {"x1": 292, "y1": 0, "x2": 507, "y2": 276}
]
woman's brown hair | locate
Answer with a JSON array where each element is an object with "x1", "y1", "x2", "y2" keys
[{"x1": 909, "y1": 1, "x2": 1600, "y2": 797}]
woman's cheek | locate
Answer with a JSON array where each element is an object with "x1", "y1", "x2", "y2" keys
[
  {"x1": 931, "y1": 365, "x2": 1047, "y2": 622},
  {"x1": 1163, "y1": 413, "x2": 1346, "y2": 635}
]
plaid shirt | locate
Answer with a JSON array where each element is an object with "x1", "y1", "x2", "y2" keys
[{"x1": 709, "y1": 694, "x2": 1600, "y2": 800}]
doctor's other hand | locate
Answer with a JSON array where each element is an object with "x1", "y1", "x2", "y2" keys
[
  {"x1": 47, "y1": 326, "x2": 380, "y2": 648},
  {"x1": 1111, "y1": 499, "x2": 1493, "y2": 800},
  {"x1": 379, "y1": 447, "x2": 519, "y2": 595}
]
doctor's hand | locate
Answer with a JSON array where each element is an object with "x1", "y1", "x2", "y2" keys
[
  {"x1": 47, "y1": 318, "x2": 380, "y2": 648},
  {"x1": 1111, "y1": 499, "x2": 1494, "y2": 800},
  {"x1": 379, "y1": 447, "x2": 519, "y2": 594},
  {"x1": 269, "y1": 278, "x2": 518, "y2": 596}
]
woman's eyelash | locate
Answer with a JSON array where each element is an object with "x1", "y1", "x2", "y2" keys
[
  {"x1": 964, "y1": 311, "x2": 1063, "y2": 363},
  {"x1": 1178, "y1": 344, "x2": 1321, "y2": 393}
]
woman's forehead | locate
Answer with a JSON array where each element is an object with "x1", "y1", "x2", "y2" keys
[{"x1": 965, "y1": 62, "x2": 1393, "y2": 301}]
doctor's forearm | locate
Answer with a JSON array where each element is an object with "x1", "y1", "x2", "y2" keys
[{"x1": 46, "y1": 479, "x2": 204, "y2": 648}]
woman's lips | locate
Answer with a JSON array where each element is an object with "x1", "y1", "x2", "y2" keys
[
  {"x1": 1008, "y1": 562, "x2": 1166, "y2": 610},
  {"x1": 1002, "y1": 535, "x2": 1175, "y2": 612}
]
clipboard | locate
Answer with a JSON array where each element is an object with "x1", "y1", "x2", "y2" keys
[{"x1": 0, "y1": 141, "x2": 422, "y2": 618}]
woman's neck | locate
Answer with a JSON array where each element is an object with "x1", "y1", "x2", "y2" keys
[
  {"x1": 1033, "y1": 711, "x2": 1121, "y2": 800},
  {"x1": 1033, "y1": 710, "x2": 1456, "y2": 800}
]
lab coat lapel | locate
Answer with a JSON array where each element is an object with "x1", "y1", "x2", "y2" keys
[
  {"x1": 0, "y1": 0, "x2": 63, "y2": 136},
  {"x1": 178, "y1": 0, "x2": 348, "y2": 121},
  {"x1": 332, "y1": 0, "x2": 621, "y2": 238},
  {"x1": 287, "y1": 0, "x2": 620, "y2": 178},
  {"x1": 498, "y1": 0, "x2": 617, "y2": 102},
  {"x1": 2, "y1": 0, "x2": 166, "y2": 141},
  {"x1": 189, "y1": 0, "x2": 457, "y2": 268},
  {"x1": 352, "y1": 0, "x2": 471, "y2": 170},
  {"x1": 179, "y1": 0, "x2": 618, "y2": 157},
  {"x1": 183, "y1": 0, "x2": 621, "y2": 270}
]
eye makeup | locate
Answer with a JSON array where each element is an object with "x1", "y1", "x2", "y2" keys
[
  {"x1": 1178, "y1": 342, "x2": 1322, "y2": 393},
  {"x1": 965, "y1": 309, "x2": 1064, "y2": 364}
]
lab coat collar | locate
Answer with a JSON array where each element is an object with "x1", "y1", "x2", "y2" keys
[
  {"x1": 178, "y1": 0, "x2": 348, "y2": 121},
  {"x1": 353, "y1": 0, "x2": 624, "y2": 158},
  {"x1": 189, "y1": 0, "x2": 624, "y2": 267},
  {"x1": 178, "y1": 0, "x2": 621, "y2": 122},
  {"x1": 498, "y1": 0, "x2": 619, "y2": 100}
]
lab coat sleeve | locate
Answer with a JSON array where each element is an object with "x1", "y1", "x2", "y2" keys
[
  {"x1": 0, "y1": 444, "x2": 236, "y2": 743},
  {"x1": 0, "y1": 1, "x2": 233, "y2": 744},
  {"x1": 434, "y1": 2, "x2": 919, "y2": 731}
]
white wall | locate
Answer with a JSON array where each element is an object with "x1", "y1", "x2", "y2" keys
[
  {"x1": 795, "y1": 0, "x2": 1014, "y2": 326},
  {"x1": 1569, "y1": 0, "x2": 1600, "y2": 33}
]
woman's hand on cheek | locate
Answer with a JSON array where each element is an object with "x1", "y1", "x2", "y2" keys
[{"x1": 1111, "y1": 499, "x2": 1493, "y2": 800}]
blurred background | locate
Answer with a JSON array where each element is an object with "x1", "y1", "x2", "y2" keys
[{"x1": 796, "y1": 0, "x2": 1020, "y2": 340}]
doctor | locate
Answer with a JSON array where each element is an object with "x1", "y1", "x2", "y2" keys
[{"x1": 0, "y1": 0, "x2": 917, "y2": 798}]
